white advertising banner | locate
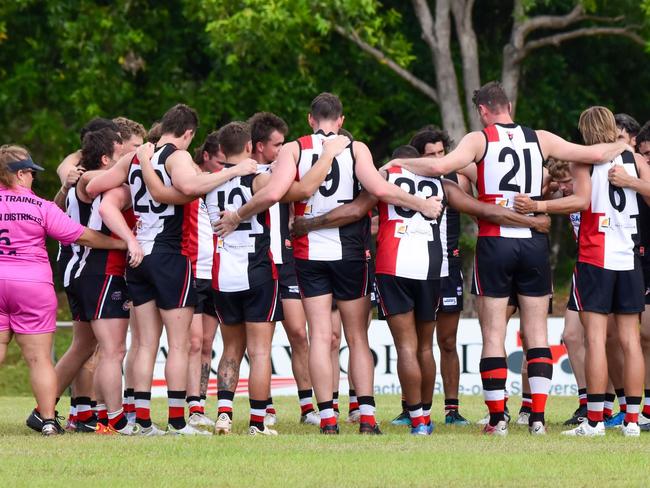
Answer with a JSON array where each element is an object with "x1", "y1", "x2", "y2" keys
[{"x1": 142, "y1": 317, "x2": 577, "y2": 398}]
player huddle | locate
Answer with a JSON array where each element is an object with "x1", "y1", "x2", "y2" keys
[{"x1": 4, "y1": 81, "x2": 650, "y2": 438}]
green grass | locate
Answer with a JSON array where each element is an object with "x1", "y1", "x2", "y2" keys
[{"x1": 0, "y1": 395, "x2": 647, "y2": 487}]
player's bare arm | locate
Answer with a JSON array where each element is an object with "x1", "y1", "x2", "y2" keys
[
  {"x1": 443, "y1": 179, "x2": 550, "y2": 233},
  {"x1": 281, "y1": 135, "x2": 350, "y2": 202},
  {"x1": 53, "y1": 152, "x2": 85, "y2": 210},
  {"x1": 514, "y1": 162, "x2": 591, "y2": 214},
  {"x1": 135, "y1": 143, "x2": 196, "y2": 205},
  {"x1": 383, "y1": 132, "x2": 485, "y2": 177},
  {"x1": 354, "y1": 141, "x2": 442, "y2": 219},
  {"x1": 86, "y1": 151, "x2": 133, "y2": 198},
  {"x1": 292, "y1": 190, "x2": 378, "y2": 238},
  {"x1": 162, "y1": 146, "x2": 257, "y2": 197},
  {"x1": 537, "y1": 130, "x2": 628, "y2": 165},
  {"x1": 98, "y1": 185, "x2": 144, "y2": 268},
  {"x1": 608, "y1": 153, "x2": 650, "y2": 205}
]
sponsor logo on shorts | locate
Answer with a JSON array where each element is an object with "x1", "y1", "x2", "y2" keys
[
  {"x1": 122, "y1": 302, "x2": 130, "y2": 311},
  {"x1": 111, "y1": 291, "x2": 122, "y2": 301},
  {"x1": 443, "y1": 297, "x2": 457, "y2": 306},
  {"x1": 456, "y1": 286, "x2": 463, "y2": 296},
  {"x1": 288, "y1": 285, "x2": 300, "y2": 295}
]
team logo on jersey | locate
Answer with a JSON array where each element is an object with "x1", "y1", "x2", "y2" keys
[
  {"x1": 284, "y1": 238, "x2": 293, "y2": 250},
  {"x1": 304, "y1": 204, "x2": 312, "y2": 215},
  {"x1": 495, "y1": 197, "x2": 509, "y2": 207},
  {"x1": 452, "y1": 248, "x2": 460, "y2": 258},
  {"x1": 598, "y1": 216, "x2": 610, "y2": 232},
  {"x1": 507, "y1": 132, "x2": 514, "y2": 140},
  {"x1": 396, "y1": 224, "x2": 408, "y2": 236},
  {"x1": 216, "y1": 237, "x2": 225, "y2": 251}
]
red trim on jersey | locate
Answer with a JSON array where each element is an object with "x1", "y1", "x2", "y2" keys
[
  {"x1": 293, "y1": 202, "x2": 309, "y2": 260},
  {"x1": 181, "y1": 200, "x2": 200, "y2": 269},
  {"x1": 131, "y1": 154, "x2": 140, "y2": 165},
  {"x1": 476, "y1": 194, "x2": 504, "y2": 237},
  {"x1": 104, "y1": 208, "x2": 135, "y2": 276},
  {"x1": 211, "y1": 235, "x2": 220, "y2": 291},
  {"x1": 375, "y1": 221, "x2": 400, "y2": 276},
  {"x1": 297, "y1": 135, "x2": 313, "y2": 150},
  {"x1": 484, "y1": 125, "x2": 500, "y2": 142},
  {"x1": 266, "y1": 280, "x2": 279, "y2": 322},
  {"x1": 578, "y1": 205, "x2": 605, "y2": 268},
  {"x1": 94, "y1": 275, "x2": 110, "y2": 319}
]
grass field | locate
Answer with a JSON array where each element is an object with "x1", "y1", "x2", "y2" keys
[{"x1": 0, "y1": 394, "x2": 647, "y2": 487}]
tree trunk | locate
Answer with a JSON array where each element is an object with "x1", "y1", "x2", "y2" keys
[{"x1": 451, "y1": 0, "x2": 482, "y2": 132}]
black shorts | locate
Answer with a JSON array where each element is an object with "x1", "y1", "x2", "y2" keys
[
  {"x1": 376, "y1": 274, "x2": 441, "y2": 322},
  {"x1": 64, "y1": 285, "x2": 84, "y2": 323},
  {"x1": 195, "y1": 278, "x2": 217, "y2": 317},
  {"x1": 471, "y1": 236, "x2": 551, "y2": 298},
  {"x1": 643, "y1": 263, "x2": 650, "y2": 305},
  {"x1": 71, "y1": 275, "x2": 130, "y2": 322},
  {"x1": 126, "y1": 253, "x2": 197, "y2": 310},
  {"x1": 439, "y1": 262, "x2": 463, "y2": 313},
  {"x1": 277, "y1": 262, "x2": 300, "y2": 300},
  {"x1": 294, "y1": 258, "x2": 370, "y2": 301},
  {"x1": 568, "y1": 261, "x2": 645, "y2": 314},
  {"x1": 213, "y1": 280, "x2": 283, "y2": 325}
]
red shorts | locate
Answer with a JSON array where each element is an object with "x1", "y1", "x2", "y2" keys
[{"x1": 0, "y1": 279, "x2": 57, "y2": 335}]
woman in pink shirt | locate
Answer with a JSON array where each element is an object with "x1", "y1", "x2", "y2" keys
[{"x1": 0, "y1": 145, "x2": 127, "y2": 435}]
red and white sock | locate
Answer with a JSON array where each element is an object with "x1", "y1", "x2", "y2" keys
[
  {"x1": 318, "y1": 400, "x2": 337, "y2": 428},
  {"x1": 108, "y1": 408, "x2": 128, "y2": 431},
  {"x1": 332, "y1": 391, "x2": 339, "y2": 414},
  {"x1": 480, "y1": 357, "x2": 507, "y2": 426},
  {"x1": 615, "y1": 388, "x2": 627, "y2": 413},
  {"x1": 643, "y1": 389, "x2": 650, "y2": 417},
  {"x1": 167, "y1": 390, "x2": 186, "y2": 429},
  {"x1": 422, "y1": 403, "x2": 432, "y2": 425},
  {"x1": 519, "y1": 393, "x2": 532, "y2": 414},
  {"x1": 250, "y1": 399, "x2": 266, "y2": 429},
  {"x1": 527, "y1": 348, "x2": 552, "y2": 424},
  {"x1": 298, "y1": 389, "x2": 315, "y2": 415},
  {"x1": 266, "y1": 397, "x2": 276, "y2": 415},
  {"x1": 134, "y1": 391, "x2": 152, "y2": 428},
  {"x1": 604, "y1": 393, "x2": 615, "y2": 418},
  {"x1": 187, "y1": 396, "x2": 202, "y2": 416},
  {"x1": 199, "y1": 395, "x2": 207, "y2": 414},
  {"x1": 578, "y1": 388, "x2": 587, "y2": 407},
  {"x1": 96, "y1": 403, "x2": 108, "y2": 426},
  {"x1": 587, "y1": 393, "x2": 605, "y2": 427},
  {"x1": 348, "y1": 388, "x2": 359, "y2": 414},
  {"x1": 76, "y1": 397, "x2": 93, "y2": 422},
  {"x1": 217, "y1": 390, "x2": 234, "y2": 419},
  {"x1": 624, "y1": 396, "x2": 640, "y2": 425},
  {"x1": 407, "y1": 403, "x2": 424, "y2": 427},
  {"x1": 68, "y1": 398, "x2": 77, "y2": 424},
  {"x1": 358, "y1": 396, "x2": 376, "y2": 426}
]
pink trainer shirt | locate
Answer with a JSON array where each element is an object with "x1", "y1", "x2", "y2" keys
[{"x1": 0, "y1": 185, "x2": 84, "y2": 284}]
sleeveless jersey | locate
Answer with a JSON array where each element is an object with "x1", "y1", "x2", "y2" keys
[
  {"x1": 61, "y1": 186, "x2": 83, "y2": 287},
  {"x1": 442, "y1": 172, "x2": 460, "y2": 261},
  {"x1": 375, "y1": 167, "x2": 448, "y2": 280},
  {"x1": 257, "y1": 163, "x2": 293, "y2": 265},
  {"x1": 476, "y1": 123, "x2": 545, "y2": 238},
  {"x1": 293, "y1": 131, "x2": 368, "y2": 261},
  {"x1": 128, "y1": 143, "x2": 194, "y2": 256},
  {"x1": 66, "y1": 187, "x2": 133, "y2": 278},
  {"x1": 205, "y1": 165, "x2": 276, "y2": 292},
  {"x1": 182, "y1": 197, "x2": 213, "y2": 280},
  {"x1": 578, "y1": 151, "x2": 640, "y2": 271}
]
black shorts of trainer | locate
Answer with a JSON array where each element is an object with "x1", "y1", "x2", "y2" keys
[
  {"x1": 472, "y1": 235, "x2": 551, "y2": 297},
  {"x1": 568, "y1": 260, "x2": 645, "y2": 314},
  {"x1": 277, "y1": 261, "x2": 301, "y2": 300},
  {"x1": 213, "y1": 279, "x2": 283, "y2": 325},
  {"x1": 439, "y1": 261, "x2": 463, "y2": 314},
  {"x1": 294, "y1": 258, "x2": 371, "y2": 301},
  {"x1": 194, "y1": 278, "x2": 217, "y2": 317},
  {"x1": 126, "y1": 253, "x2": 197, "y2": 310},
  {"x1": 376, "y1": 274, "x2": 441, "y2": 322},
  {"x1": 71, "y1": 274, "x2": 130, "y2": 322}
]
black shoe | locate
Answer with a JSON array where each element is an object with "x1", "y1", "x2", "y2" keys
[
  {"x1": 563, "y1": 405, "x2": 588, "y2": 426},
  {"x1": 320, "y1": 424, "x2": 339, "y2": 435},
  {"x1": 76, "y1": 416, "x2": 98, "y2": 433},
  {"x1": 41, "y1": 418, "x2": 65, "y2": 436},
  {"x1": 26, "y1": 409, "x2": 44, "y2": 432},
  {"x1": 359, "y1": 422, "x2": 382, "y2": 435}
]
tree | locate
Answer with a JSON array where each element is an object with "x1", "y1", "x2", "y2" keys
[{"x1": 334, "y1": 0, "x2": 647, "y2": 142}]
